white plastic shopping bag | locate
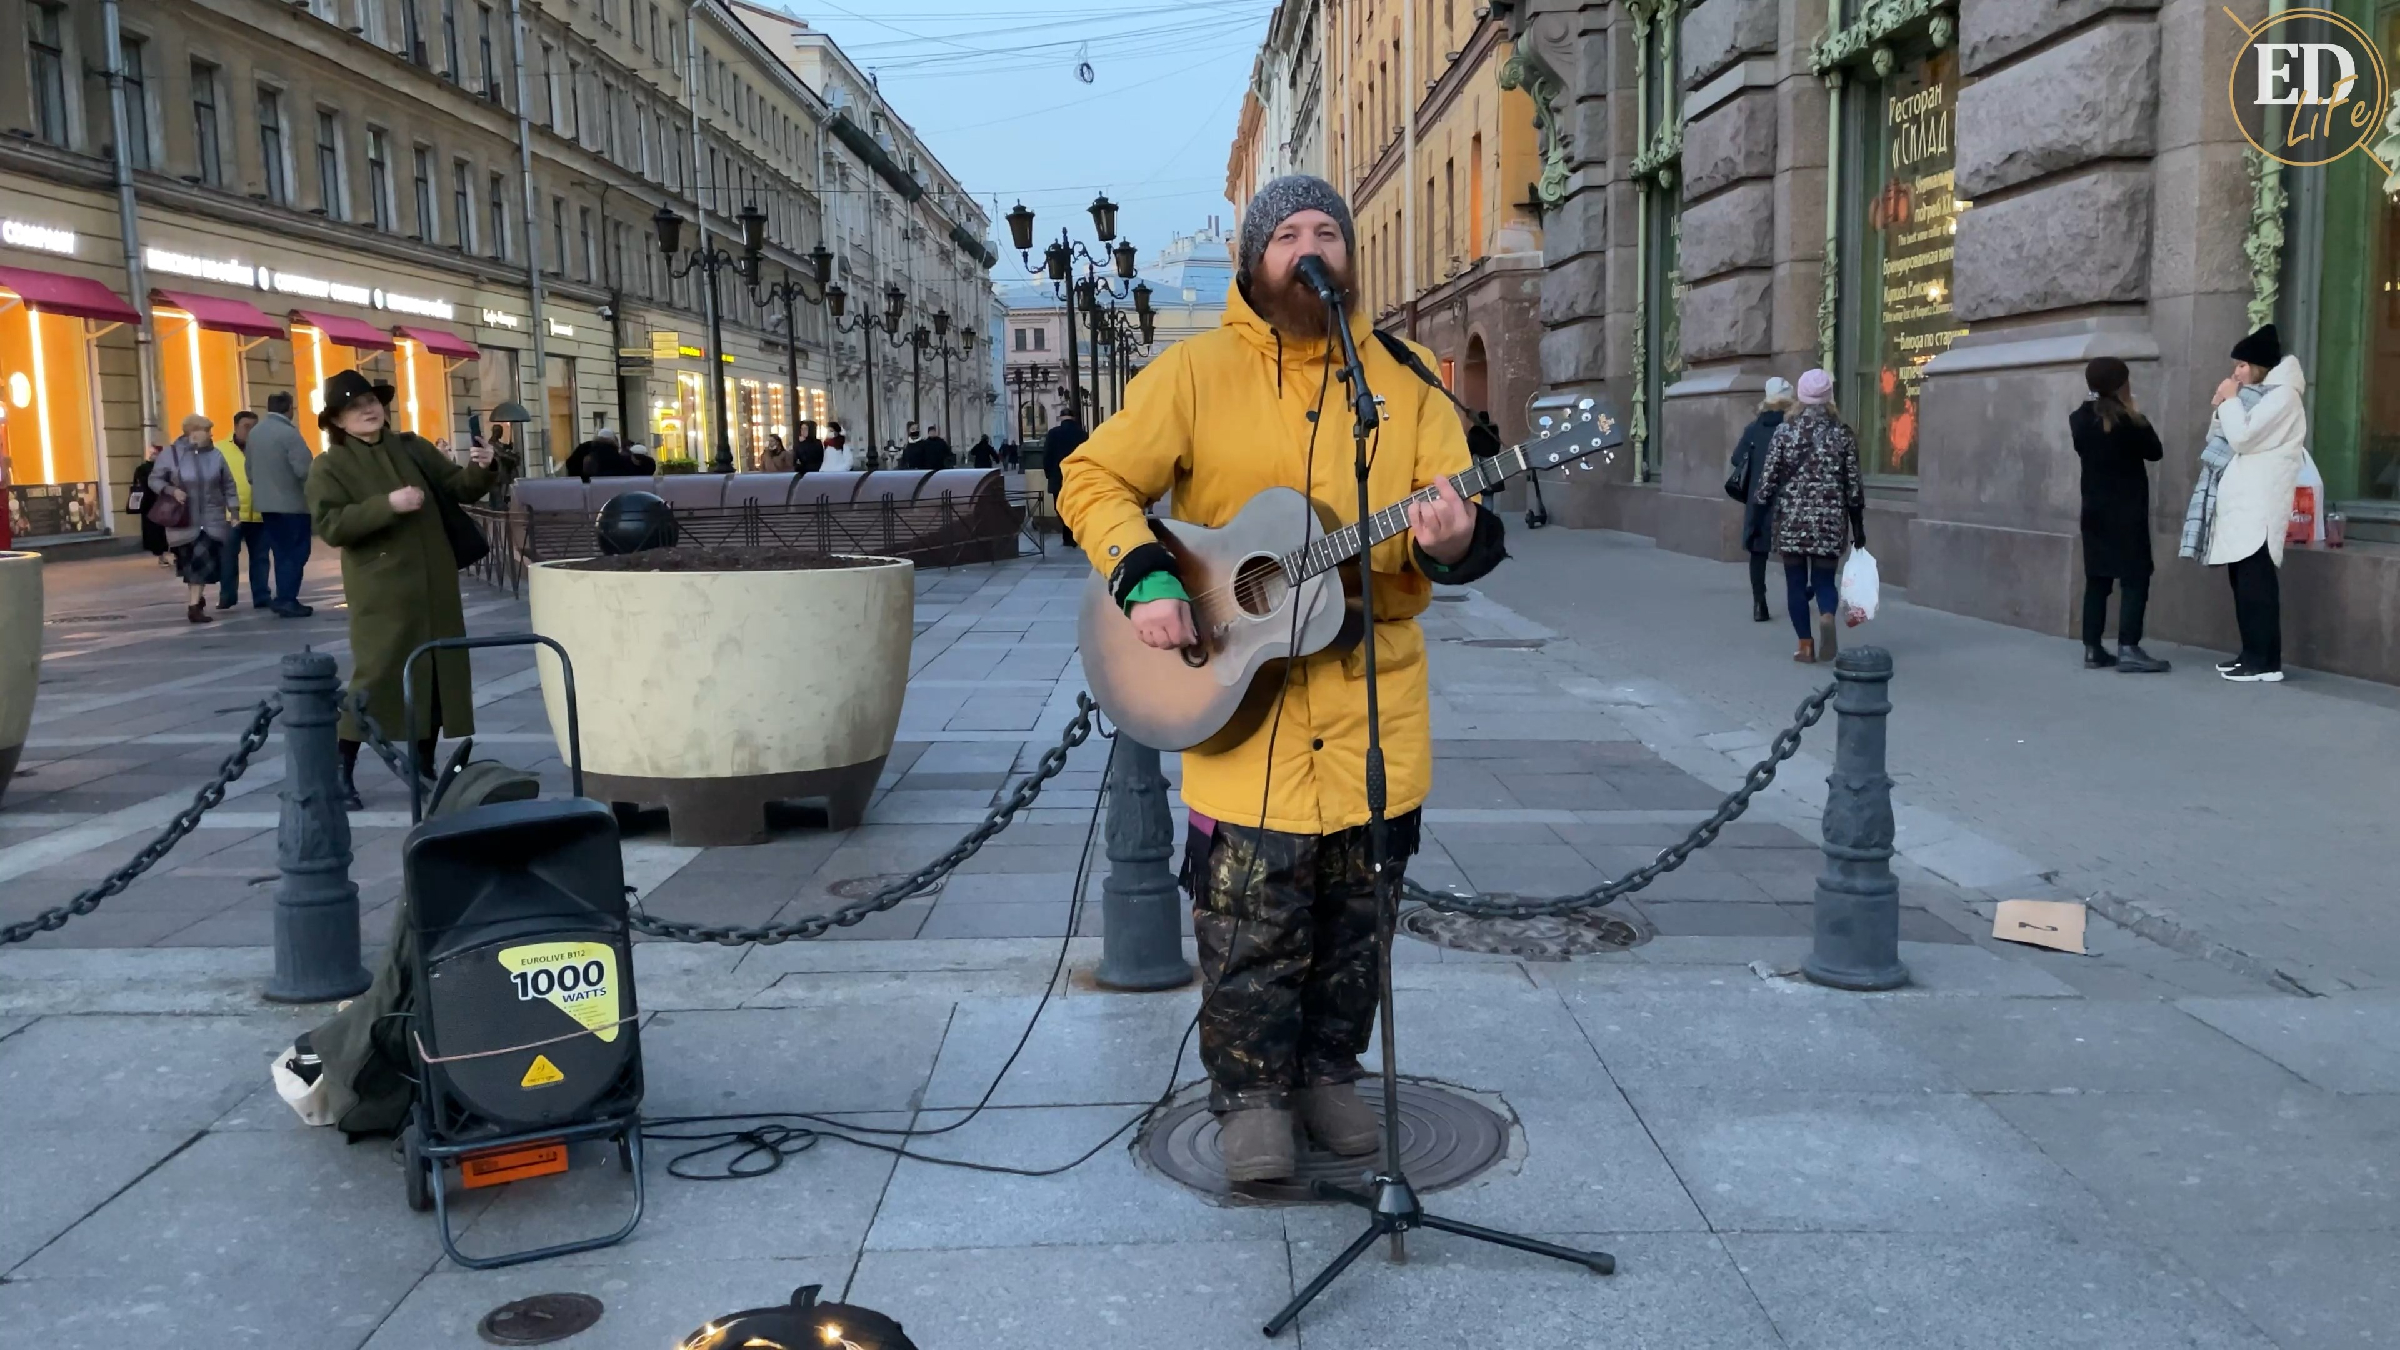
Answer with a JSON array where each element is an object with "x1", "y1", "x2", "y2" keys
[{"x1": 1838, "y1": 547, "x2": 1881, "y2": 625}]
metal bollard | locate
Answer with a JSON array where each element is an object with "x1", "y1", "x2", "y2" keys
[
  {"x1": 265, "y1": 650, "x2": 371, "y2": 1003},
  {"x1": 1802, "y1": 646, "x2": 1909, "y2": 991},
  {"x1": 1094, "y1": 737, "x2": 1195, "y2": 991}
]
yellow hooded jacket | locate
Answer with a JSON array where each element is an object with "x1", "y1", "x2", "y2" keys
[{"x1": 1058, "y1": 281, "x2": 1472, "y2": 836}]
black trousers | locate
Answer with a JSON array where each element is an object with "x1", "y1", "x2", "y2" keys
[
  {"x1": 1748, "y1": 551, "x2": 1770, "y2": 606},
  {"x1": 2082, "y1": 574, "x2": 2148, "y2": 648},
  {"x1": 2226, "y1": 544, "x2": 2282, "y2": 670}
]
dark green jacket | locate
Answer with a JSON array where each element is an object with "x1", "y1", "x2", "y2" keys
[{"x1": 307, "y1": 429, "x2": 494, "y2": 742}]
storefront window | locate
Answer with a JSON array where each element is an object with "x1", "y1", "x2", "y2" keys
[
  {"x1": 1841, "y1": 47, "x2": 1966, "y2": 478},
  {"x1": 0, "y1": 304, "x2": 104, "y2": 538},
  {"x1": 156, "y1": 312, "x2": 249, "y2": 439},
  {"x1": 2304, "y1": 4, "x2": 2400, "y2": 506},
  {"x1": 394, "y1": 337, "x2": 457, "y2": 444},
  {"x1": 767, "y1": 383, "x2": 787, "y2": 444},
  {"x1": 293, "y1": 325, "x2": 381, "y2": 451}
]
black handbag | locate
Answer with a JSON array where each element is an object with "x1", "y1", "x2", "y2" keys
[{"x1": 431, "y1": 484, "x2": 490, "y2": 569}]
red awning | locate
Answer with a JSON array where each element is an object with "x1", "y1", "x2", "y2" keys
[
  {"x1": 395, "y1": 325, "x2": 478, "y2": 360},
  {"x1": 291, "y1": 309, "x2": 395, "y2": 351},
  {"x1": 152, "y1": 289, "x2": 285, "y2": 340},
  {"x1": 0, "y1": 266, "x2": 141, "y2": 326}
]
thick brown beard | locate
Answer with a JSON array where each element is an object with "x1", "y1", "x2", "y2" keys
[{"x1": 1251, "y1": 260, "x2": 1356, "y2": 340}]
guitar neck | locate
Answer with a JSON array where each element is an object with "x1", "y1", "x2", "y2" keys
[{"x1": 1282, "y1": 444, "x2": 1528, "y2": 580}]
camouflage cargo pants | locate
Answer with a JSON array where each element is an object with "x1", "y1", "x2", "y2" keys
[{"x1": 1181, "y1": 810, "x2": 1421, "y2": 1112}]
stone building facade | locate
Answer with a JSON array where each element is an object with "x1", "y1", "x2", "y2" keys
[{"x1": 1504, "y1": 0, "x2": 2400, "y2": 685}]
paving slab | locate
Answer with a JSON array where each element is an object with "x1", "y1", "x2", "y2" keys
[
  {"x1": 0, "y1": 1012, "x2": 307, "y2": 1132},
  {"x1": 1869, "y1": 997, "x2": 2301, "y2": 1095},
  {"x1": 865, "y1": 1103, "x2": 1284, "y2": 1250},
  {"x1": 1561, "y1": 988, "x2": 1960, "y2": 1094},
  {"x1": 1282, "y1": 1231, "x2": 1780, "y2": 1350},
  {"x1": 849, "y1": 1239, "x2": 1291, "y2": 1350},
  {"x1": 636, "y1": 1003, "x2": 950, "y2": 1117},
  {"x1": 1986, "y1": 1087, "x2": 2400, "y2": 1234},
  {"x1": 1364, "y1": 983, "x2": 1621, "y2": 1101},
  {"x1": 1626, "y1": 1088, "x2": 2112, "y2": 1234},
  {"x1": 1725, "y1": 1231, "x2": 2274, "y2": 1349},
  {"x1": 918, "y1": 992, "x2": 1201, "y2": 1109},
  {"x1": 2156, "y1": 1228, "x2": 2400, "y2": 1350},
  {"x1": 0, "y1": 1263, "x2": 435, "y2": 1350},
  {"x1": 359, "y1": 1256, "x2": 854, "y2": 1350},
  {"x1": 2176, "y1": 995, "x2": 2400, "y2": 1093}
]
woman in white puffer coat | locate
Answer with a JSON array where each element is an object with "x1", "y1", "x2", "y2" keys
[{"x1": 2204, "y1": 324, "x2": 2306, "y2": 683}]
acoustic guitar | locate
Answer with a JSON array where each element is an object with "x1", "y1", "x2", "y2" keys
[{"x1": 1077, "y1": 397, "x2": 1624, "y2": 751}]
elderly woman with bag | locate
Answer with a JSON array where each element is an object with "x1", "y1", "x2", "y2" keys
[
  {"x1": 307, "y1": 370, "x2": 496, "y2": 809},
  {"x1": 1756, "y1": 369, "x2": 1866, "y2": 663},
  {"x1": 147, "y1": 413, "x2": 238, "y2": 624}
]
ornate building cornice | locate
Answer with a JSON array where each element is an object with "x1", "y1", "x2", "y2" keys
[{"x1": 1810, "y1": 0, "x2": 1957, "y2": 77}]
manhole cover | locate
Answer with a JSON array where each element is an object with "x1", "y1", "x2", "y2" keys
[
  {"x1": 1400, "y1": 903, "x2": 1649, "y2": 960},
  {"x1": 477, "y1": 1293, "x2": 604, "y2": 1346},
  {"x1": 1141, "y1": 1079, "x2": 1508, "y2": 1205},
  {"x1": 45, "y1": 613, "x2": 126, "y2": 624},
  {"x1": 1459, "y1": 637, "x2": 1545, "y2": 649},
  {"x1": 826, "y1": 872, "x2": 947, "y2": 900}
]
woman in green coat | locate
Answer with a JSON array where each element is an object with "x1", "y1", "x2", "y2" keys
[{"x1": 307, "y1": 370, "x2": 495, "y2": 808}]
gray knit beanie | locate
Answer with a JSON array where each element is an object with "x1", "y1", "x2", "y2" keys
[{"x1": 1237, "y1": 175, "x2": 1356, "y2": 290}]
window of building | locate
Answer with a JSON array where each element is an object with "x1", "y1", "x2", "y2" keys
[
  {"x1": 603, "y1": 80, "x2": 621, "y2": 162},
  {"x1": 1012, "y1": 327, "x2": 1026, "y2": 352},
  {"x1": 539, "y1": 43, "x2": 557, "y2": 127},
  {"x1": 121, "y1": 35, "x2": 154, "y2": 170},
  {"x1": 412, "y1": 144, "x2": 435, "y2": 241},
  {"x1": 579, "y1": 206, "x2": 594, "y2": 282},
  {"x1": 440, "y1": 0, "x2": 462, "y2": 80},
  {"x1": 452, "y1": 159, "x2": 473, "y2": 251},
  {"x1": 489, "y1": 171, "x2": 509, "y2": 260},
  {"x1": 1033, "y1": 327, "x2": 1046, "y2": 352},
  {"x1": 401, "y1": 0, "x2": 425, "y2": 63},
  {"x1": 366, "y1": 128, "x2": 393, "y2": 231},
  {"x1": 650, "y1": 4, "x2": 663, "y2": 61},
  {"x1": 257, "y1": 86, "x2": 290, "y2": 204},
  {"x1": 635, "y1": 101, "x2": 653, "y2": 177},
  {"x1": 2296, "y1": 7, "x2": 2400, "y2": 511},
  {"x1": 478, "y1": 4, "x2": 498, "y2": 98},
  {"x1": 28, "y1": 3, "x2": 70, "y2": 148},
  {"x1": 551, "y1": 196, "x2": 567, "y2": 274},
  {"x1": 1836, "y1": 46, "x2": 1961, "y2": 479},
  {"x1": 191, "y1": 60, "x2": 225, "y2": 186},
  {"x1": 314, "y1": 109, "x2": 345, "y2": 218},
  {"x1": 568, "y1": 59, "x2": 584, "y2": 142}
]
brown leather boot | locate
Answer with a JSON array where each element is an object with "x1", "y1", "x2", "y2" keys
[
  {"x1": 187, "y1": 602, "x2": 212, "y2": 624},
  {"x1": 1295, "y1": 1082, "x2": 1381, "y2": 1156},
  {"x1": 1793, "y1": 637, "x2": 1815, "y2": 663},
  {"x1": 1217, "y1": 1108, "x2": 1298, "y2": 1182}
]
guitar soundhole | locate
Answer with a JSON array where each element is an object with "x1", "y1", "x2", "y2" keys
[{"x1": 1231, "y1": 555, "x2": 1287, "y2": 618}]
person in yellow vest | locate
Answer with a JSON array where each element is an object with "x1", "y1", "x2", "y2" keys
[{"x1": 215, "y1": 411, "x2": 271, "y2": 611}]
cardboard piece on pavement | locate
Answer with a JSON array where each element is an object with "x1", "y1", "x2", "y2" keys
[{"x1": 1993, "y1": 899, "x2": 2088, "y2": 955}]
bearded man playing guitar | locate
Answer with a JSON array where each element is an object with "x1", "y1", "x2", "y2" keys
[{"x1": 1058, "y1": 176, "x2": 1507, "y2": 1182}]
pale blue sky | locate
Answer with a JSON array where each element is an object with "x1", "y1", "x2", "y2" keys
[{"x1": 780, "y1": 1, "x2": 1272, "y2": 268}]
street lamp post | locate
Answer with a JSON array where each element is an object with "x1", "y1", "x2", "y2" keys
[
  {"x1": 821, "y1": 281, "x2": 909, "y2": 464},
  {"x1": 1004, "y1": 194, "x2": 1139, "y2": 427},
  {"x1": 1081, "y1": 280, "x2": 1156, "y2": 423},
  {"x1": 655, "y1": 201, "x2": 778, "y2": 473},
  {"x1": 750, "y1": 240, "x2": 836, "y2": 449},
  {"x1": 927, "y1": 307, "x2": 976, "y2": 450}
]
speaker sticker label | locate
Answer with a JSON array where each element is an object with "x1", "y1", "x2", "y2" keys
[
  {"x1": 498, "y1": 941, "x2": 621, "y2": 1043},
  {"x1": 520, "y1": 1054, "x2": 565, "y2": 1088}
]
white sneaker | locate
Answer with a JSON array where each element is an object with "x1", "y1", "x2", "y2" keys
[{"x1": 2219, "y1": 663, "x2": 2284, "y2": 683}]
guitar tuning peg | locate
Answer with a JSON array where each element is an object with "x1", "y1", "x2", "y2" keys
[
  {"x1": 1576, "y1": 398, "x2": 1593, "y2": 410},
  {"x1": 1546, "y1": 453, "x2": 1560, "y2": 463}
]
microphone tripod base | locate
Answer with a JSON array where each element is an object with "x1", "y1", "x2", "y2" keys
[{"x1": 1260, "y1": 1172, "x2": 1614, "y2": 1338}]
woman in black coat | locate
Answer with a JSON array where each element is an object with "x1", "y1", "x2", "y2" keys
[
  {"x1": 1725, "y1": 378, "x2": 1794, "y2": 622},
  {"x1": 2071, "y1": 357, "x2": 2169, "y2": 672}
]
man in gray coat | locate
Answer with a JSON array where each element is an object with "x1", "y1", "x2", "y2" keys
[{"x1": 246, "y1": 392, "x2": 317, "y2": 617}]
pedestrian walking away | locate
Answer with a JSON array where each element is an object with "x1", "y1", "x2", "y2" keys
[
  {"x1": 215, "y1": 412, "x2": 272, "y2": 612},
  {"x1": 1756, "y1": 368, "x2": 1864, "y2": 663},
  {"x1": 2071, "y1": 358, "x2": 2169, "y2": 672},
  {"x1": 149, "y1": 414, "x2": 239, "y2": 624},
  {"x1": 1726, "y1": 376, "x2": 1793, "y2": 624},
  {"x1": 969, "y1": 433, "x2": 997, "y2": 468},
  {"x1": 1057, "y1": 174, "x2": 1507, "y2": 1182},
  {"x1": 246, "y1": 392, "x2": 319, "y2": 617},
  {"x1": 306, "y1": 369, "x2": 497, "y2": 809},
  {"x1": 2200, "y1": 325, "x2": 2306, "y2": 683},
  {"x1": 1042, "y1": 409, "x2": 1088, "y2": 548}
]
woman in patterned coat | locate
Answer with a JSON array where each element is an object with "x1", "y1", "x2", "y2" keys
[{"x1": 1757, "y1": 368, "x2": 1866, "y2": 663}]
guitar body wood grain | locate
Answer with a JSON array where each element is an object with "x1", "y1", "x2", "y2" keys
[{"x1": 1077, "y1": 486, "x2": 1349, "y2": 750}]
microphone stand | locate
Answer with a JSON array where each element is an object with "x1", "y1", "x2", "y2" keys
[{"x1": 1263, "y1": 288, "x2": 1613, "y2": 1339}]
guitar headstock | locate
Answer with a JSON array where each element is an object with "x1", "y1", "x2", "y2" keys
[{"x1": 1519, "y1": 396, "x2": 1624, "y2": 475}]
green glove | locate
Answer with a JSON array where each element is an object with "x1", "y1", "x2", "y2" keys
[{"x1": 1121, "y1": 571, "x2": 1190, "y2": 613}]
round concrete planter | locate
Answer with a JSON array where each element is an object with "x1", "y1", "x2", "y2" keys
[
  {"x1": 0, "y1": 552, "x2": 41, "y2": 806},
  {"x1": 527, "y1": 553, "x2": 914, "y2": 845}
]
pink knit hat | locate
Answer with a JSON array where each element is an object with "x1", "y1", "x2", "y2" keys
[{"x1": 1797, "y1": 369, "x2": 1835, "y2": 405}]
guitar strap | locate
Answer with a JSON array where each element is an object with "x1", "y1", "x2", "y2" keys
[{"x1": 1371, "y1": 330, "x2": 1504, "y2": 461}]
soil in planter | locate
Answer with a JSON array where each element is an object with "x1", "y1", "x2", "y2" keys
[{"x1": 555, "y1": 547, "x2": 891, "y2": 573}]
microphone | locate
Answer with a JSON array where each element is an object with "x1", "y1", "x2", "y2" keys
[{"x1": 1293, "y1": 254, "x2": 1343, "y2": 307}]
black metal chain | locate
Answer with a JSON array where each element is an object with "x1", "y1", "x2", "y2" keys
[
  {"x1": 343, "y1": 694, "x2": 433, "y2": 801},
  {"x1": 0, "y1": 699, "x2": 284, "y2": 946},
  {"x1": 1405, "y1": 680, "x2": 1838, "y2": 919},
  {"x1": 628, "y1": 694, "x2": 1102, "y2": 945}
]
